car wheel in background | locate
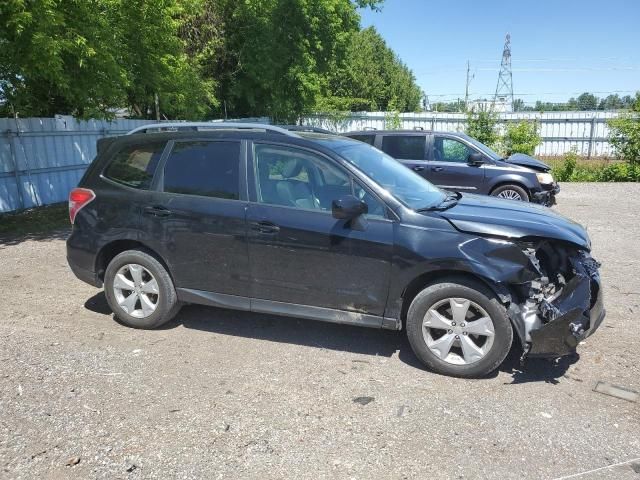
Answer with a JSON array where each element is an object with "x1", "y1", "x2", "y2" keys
[{"x1": 491, "y1": 184, "x2": 529, "y2": 202}]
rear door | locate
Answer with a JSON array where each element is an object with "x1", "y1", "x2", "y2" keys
[
  {"x1": 140, "y1": 139, "x2": 250, "y2": 297},
  {"x1": 378, "y1": 134, "x2": 430, "y2": 178},
  {"x1": 428, "y1": 135, "x2": 486, "y2": 192}
]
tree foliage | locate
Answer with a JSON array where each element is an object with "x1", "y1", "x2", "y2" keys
[
  {"x1": 465, "y1": 108, "x2": 499, "y2": 149},
  {"x1": 1, "y1": 0, "x2": 426, "y2": 121},
  {"x1": 324, "y1": 27, "x2": 423, "y2": 113},
  {"x1": 502, "y1": 120, "x2": 541, "y2": 156},
  {"x1": 608, "y1": 92, "x2": 640, "y2": 165},
  {"x1": 0, "y1": 0, "x2": 216, "y2": 119}
]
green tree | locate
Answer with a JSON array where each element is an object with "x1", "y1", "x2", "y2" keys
[
  {"x1": 324, "y1": 27, "x2": 422, "y2": 112},
  {"x1": 213, "y1": 0, "x2": 383, "y2": 122},
  {"x1": 608, "y1": 92, "x2": 640, "y2": 165},
  {"x1": 0, "y1": 0, "x2": 216, "y2": 119},
  {"x1": 502, "y1": 120, "x2": 541, "y2": 155},
  {"x1": 465, "y1": 107, "x2": 499, "y2": 149}
]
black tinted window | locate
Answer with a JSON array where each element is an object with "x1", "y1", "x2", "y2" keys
[
  {"x1": 349, "y1": 135, "x2": 375, "y2": 146},
  {"x1": 104, "y1": 142, "x2": 165, "y2": 189},
  {"x1": 163, "y1": 141, "x2": 240, "y2": 199},
  {"x1": 381, "y1": 136, "x2": 425, "y2": 160}
]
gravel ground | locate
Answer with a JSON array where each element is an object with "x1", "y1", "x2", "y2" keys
[{"x1": 1, "y1": 183, "x2": 639, "y2": 480}]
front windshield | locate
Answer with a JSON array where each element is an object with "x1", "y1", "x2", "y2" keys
[
  {"x1": 317, "y1": 138, "x2": 446, "y2": 210},
  {"x1": 462, "y1": 134, "x2": 502, "y2": 160}
]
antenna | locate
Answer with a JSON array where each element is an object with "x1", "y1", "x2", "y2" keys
[{"x1": 493, "y1": 33, "x2": 514, "y2": 111}]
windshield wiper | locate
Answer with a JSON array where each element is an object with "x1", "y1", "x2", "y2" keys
[{"x1": 416, "y1": 191, "x2": 461, "y2": 212}]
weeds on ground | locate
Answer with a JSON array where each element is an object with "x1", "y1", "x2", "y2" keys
[{"x1": 0, "y1": 203, "x2": 69, "y2": 238}]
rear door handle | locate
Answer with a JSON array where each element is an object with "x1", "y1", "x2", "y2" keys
[
  {"x1": 143, "y1": 206, "x2": 172, "y2": 217},
  {"x1": 431, "y1": 166, "x2": 444, "y2": 172},
  {"x1": 412, "y1": 165, "x2": 425, "y2": 172},
  {"x1": 251, "y1": 221, "x2": 280, "y2": 234}
]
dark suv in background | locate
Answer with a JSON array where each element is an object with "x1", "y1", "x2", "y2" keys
[
  {"x1": 344, "y1": 130, "x2": 559, "y2": 205},
  {"x1": 67, "y1": 123, "x2": 603, "y2": 378}
]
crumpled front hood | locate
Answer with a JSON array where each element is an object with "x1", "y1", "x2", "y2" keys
[
  {"x1": 440, "y1": 193, "x2": 590, "y2": 249},
  {"x1": 505, "y1": 153, "x2": 551, "y2": 172}
]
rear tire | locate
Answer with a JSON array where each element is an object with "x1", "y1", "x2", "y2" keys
[
  {"x1": 406, "y1": 277, "x2": 513, "y2": 378},
  {"x1": 104, "y1": 249, "x2": 180, "y2": 329},
  {"x1": 491, "y1": 184, "x2": 529, "y2": 202}
]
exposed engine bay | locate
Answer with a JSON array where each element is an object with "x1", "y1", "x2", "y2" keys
[
  {"x1": 507, "y1": 240, "x2": 604, "y2": 360},
  {"x1": 454, "y1": 235, "x2": 605, "y2": 361}
]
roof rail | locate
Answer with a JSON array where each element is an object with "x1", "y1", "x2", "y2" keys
[{"x1": 126, "y1": 122, "x2": 300, "y2": 137}]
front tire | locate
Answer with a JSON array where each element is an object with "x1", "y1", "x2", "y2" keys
[
  {"x1": 406, "y1": 277, "x2": 513, "y2": 378},
  {"x1": 104, "y1": 249, "x2": 180, "y2": 329},
  {"x1": 491, "y1": 184, "x2": 529, "y2": 202}
]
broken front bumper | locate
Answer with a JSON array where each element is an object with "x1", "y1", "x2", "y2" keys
[
  {"x1": 528, "y1": 275, "x2": 605, "y2": 357},
  {"x1": 532, "y1": 183, "x2": 560, "y2": 207},
  {"x1": 510, "y1": 251, "x2": 605, "y2": 359}
]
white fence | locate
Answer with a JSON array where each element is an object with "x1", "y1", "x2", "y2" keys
[
  {"x1": 303, "y1": 111, "x2": 619, "y2": 158},
  {"x1": 0, "y1": 112, "x2": 621, "y2": 213}
]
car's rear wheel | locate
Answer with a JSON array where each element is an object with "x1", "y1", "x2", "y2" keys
[
  {"x1": 491, "y1": 184, "x2": 529, "y2": 202},
  {"x1": 104, "y1": 249, "x2": 180, "y2": 329},
  {"x1": 406, "y1": 277, "x2": 513, "y2": 378}
]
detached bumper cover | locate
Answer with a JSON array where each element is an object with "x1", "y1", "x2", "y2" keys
[{"x1": 527, "y1": 253, "x2": 605, "y2": 357}]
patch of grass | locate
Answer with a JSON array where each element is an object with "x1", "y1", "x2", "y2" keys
[{"x1": 0, "y1": 203, "x2": 69, "y2": 238}]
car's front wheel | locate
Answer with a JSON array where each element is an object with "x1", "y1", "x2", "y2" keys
[
  {"x1": 491, "y1": 184, "x2": 529, "y2": 202},
  {"x1": 104, "y1": 249, "x2": 180, "y2": 329},
  {"x1": 406, "y1": 277, "x2": 513, "y2": 378}
]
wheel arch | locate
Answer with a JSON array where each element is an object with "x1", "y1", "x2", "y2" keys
[
  {"x1": 95, "y1": 240, "x2": 173, "y2": 284},
  {"x1": 488, "y1": 176, "x2": 535, "y2": 198},
  {"x1": 398, "y1": 269, "x2": 512, "y2": 329}
]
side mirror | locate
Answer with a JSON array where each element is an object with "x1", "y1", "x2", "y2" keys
[
  {"x1": 467, "y1": 152, "x2": 485, "y2": 166},
  {"x1": 332, "y1": 195, "x2": 368, "y2": 220}
]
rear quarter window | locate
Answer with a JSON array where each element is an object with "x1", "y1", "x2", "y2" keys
[{"x1": 104, "y1": 142, "x2": 166, "y2": 189}]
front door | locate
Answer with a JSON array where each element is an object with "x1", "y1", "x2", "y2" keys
[
  {"x1": 429, "y1": 136, "x2": 486, "y2": 192},
  {"x1": 246, "y1": 142, "x2": 393, "y2": 317},
  {"x1": 141, "y1": 139, "x2": 250, "y2": 297}
]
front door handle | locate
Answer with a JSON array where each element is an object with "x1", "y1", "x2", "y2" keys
[
  {"x1": 251, "y1": 221, "x2": 280, "y2": 234},
  {"x1": 412, "y1": 165, "x2": 425, "y2": 172},
  {"x1": 431, "y1": 166, "x2": 444, "y2": 172},
  {"x1": 143, "y1": 205, "x2": 172, "y2": 217}
]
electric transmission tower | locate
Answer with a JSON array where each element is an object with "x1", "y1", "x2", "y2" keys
[{"x1": 494, "y1": 33, "x2": 514, "y2": 111}]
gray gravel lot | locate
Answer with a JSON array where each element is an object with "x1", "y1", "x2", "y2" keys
[{"x1": 1, "y1": 183, "x2": 639, "y2": 480}]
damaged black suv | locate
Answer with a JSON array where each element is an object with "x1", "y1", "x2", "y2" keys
[{"x1": 67, "y1": 123, "x2": 605, "y2": 378}]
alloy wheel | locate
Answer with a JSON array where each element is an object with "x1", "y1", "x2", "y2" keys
[
  {"x1": 112, "y1": 264, "x2": 160, "y2": 318},
  {"x1": 422, "y1": 297, "x2": 495, "y2": 365},
  {"x1": 497, "y1": 189, "x2": 523, "y2": 201}
]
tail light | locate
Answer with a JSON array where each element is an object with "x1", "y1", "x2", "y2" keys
[{"x1": 69, "y1": 188, "x2": 95, "y2": 224}]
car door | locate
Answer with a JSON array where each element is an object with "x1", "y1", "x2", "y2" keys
[
  {"x1": 140, "y1": 139, "x2": 250, "y2": 299},
  {"x1": 428, "y1": 135, "x2": 486, "y2": 191},
  {"x1": 246, "y1": 141, "x2": 393, "y2": 317},
  {"x1": 379, "y1": 134, "x2": 430, "y2": 177}
]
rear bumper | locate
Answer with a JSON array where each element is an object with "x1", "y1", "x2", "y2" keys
[{"x1": 68, "y1": 256, "x2": 102, "y2": 287}]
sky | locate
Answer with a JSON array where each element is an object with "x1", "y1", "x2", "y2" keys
[{"x1": 359, "y1": 0, "x2": 640, "y2": 105}]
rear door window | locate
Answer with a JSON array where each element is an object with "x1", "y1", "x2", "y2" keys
[
  {"x1": 349, "y1": 134, "x2": 375, "y2": 146},
  {"x1": 163, "y1": 141, "x2": 241, "y2": 199},
  {"x1": 104, "y1": 142, "x2": 166, "y2": 189},
  {"x1": 380, "y1": 135, "x2": 426, "y2": 160}
]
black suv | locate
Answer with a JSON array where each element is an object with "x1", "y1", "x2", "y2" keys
[
  {"x1": 343, "y1": 130, "x2": 560, "y2": 206},
  {"x1": 67, "y1": 123, "x2": 603, "y2": 378}
]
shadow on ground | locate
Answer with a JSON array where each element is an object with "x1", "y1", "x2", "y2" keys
[
  {"x1": 0, "y1": 228, "x2": 69, "y2": 247},
  {"x1": 84, "y1": 291, "x2": 575, "y2": 383}
]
